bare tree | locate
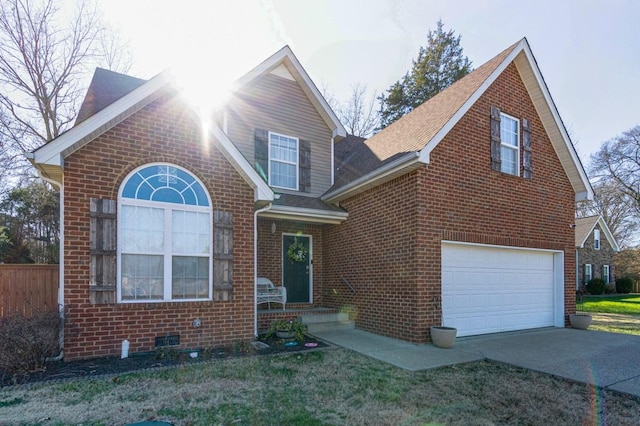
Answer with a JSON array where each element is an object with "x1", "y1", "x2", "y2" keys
[
  {"x1": 0, "y1": 0, "x2": 131, "y2": 188},
  {"x1": 585, "y1": 125, "x2": 640, "y2": 248},
  {"x1": 337, "y1": 84, "x2": 379, "y2": 138},
  {"x1": 590, "y1": 125, "x2": 640, "y2": 214},
  {"x1": 97, "y1": 22, "x2": 133, "y2": 74},
  {"x1": 577, "y1": 177, "x2": 639, "y2": 248},
  {"x1": 322, "y1": 83, "x2": 380, "y2": 138}
]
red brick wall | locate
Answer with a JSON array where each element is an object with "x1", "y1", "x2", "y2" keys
[
  {"x1": 62, "y1": 92, "x2": 256, "y2": 360},
  {"x1": 324, "y1": 172, "x2": 421, "y2": 342},
  {"x1": 324, "y1": 63, "x2": 577, "y2": 343},
  {"x1": 257, "y1": 218, "x2": 324, "y2": 306}
]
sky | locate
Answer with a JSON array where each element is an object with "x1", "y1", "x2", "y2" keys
[{"x1": 99, "y1": 0, "x2": 640, "y2": 167}]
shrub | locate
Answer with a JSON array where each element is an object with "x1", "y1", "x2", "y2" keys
[
  {"x1": 0, "y1": 311, "x2": 62, "y2": 381},
  {"x1": 616, "y1": 276, "x2": 634, "y2": 294},
  {"x1": 586, "y1": 278, "x2": 606, "y2": 295},
  {"x1": 605, "y1": 284, "x2": 616, "y2": 294},
  {"x1": 266, "y1": 319, "x2": 308, "y2": 342}
]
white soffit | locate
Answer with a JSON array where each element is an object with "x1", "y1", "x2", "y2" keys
[{"x1": 270, "y1": 63, "x2": 295, "y2": 81}]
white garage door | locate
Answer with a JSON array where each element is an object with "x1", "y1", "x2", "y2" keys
[{"x1": 442, "y1": 243, "x2": 561, "y2": 337}]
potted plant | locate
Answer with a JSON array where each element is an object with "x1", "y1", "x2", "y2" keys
[
  {"x1": 430, "y1": 325, "x2": 457, "y2": 349},
  {"x1": 266, "y1": 319, "x2": 308, "y2": 342},
  {"x1": 570, "y1": 290, "x2": 592, "y2": 330}
]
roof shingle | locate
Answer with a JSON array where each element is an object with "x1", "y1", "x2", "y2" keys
[
  {"x1": 75, "y1": 68, "x2": 147, "y2": 125},
  {"x1": 332, "y1": 40, "x2": 520, "y2": 191}
]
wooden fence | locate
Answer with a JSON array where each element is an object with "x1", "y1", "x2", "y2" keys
[{"x1": 0, "y1": 265, "x2": 59, "y2": 318}]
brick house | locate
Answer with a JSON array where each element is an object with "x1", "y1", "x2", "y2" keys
[
  {"x1": 575, "y1": 215, "x2": 620, "y2": 290},
  {"x1": 30, "y1": 38, "x2": 592, "y2": 360}
]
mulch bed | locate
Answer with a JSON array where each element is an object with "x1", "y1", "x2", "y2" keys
[{"x1": 0, "y1": 335, "x2": 328, "y2": 388}]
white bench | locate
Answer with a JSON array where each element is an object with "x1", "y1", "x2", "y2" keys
[{"x1": 257, "y1": 277, "x2": 286, "y2": 310}]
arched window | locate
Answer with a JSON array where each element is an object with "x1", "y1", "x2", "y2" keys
[{"x1": 118, "y1": 164, "x2": 212, "y2": 302}]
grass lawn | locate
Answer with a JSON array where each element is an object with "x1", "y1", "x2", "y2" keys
[
  {"x1": 576, "y1": 294, "x2": 640, "y2": 335},
  {"x1": 1, "y1": 348, "x2": 640, "y2": 425},
  {"x1": 579, "y1": 294, "x2": 640, "y2": 316}
]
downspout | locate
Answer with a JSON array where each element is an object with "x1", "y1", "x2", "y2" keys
[
  {"x1": 575, "y1": 249, "x2": 579, "y2": 291},
  {"x1": 254, "y1": 203, "x2": 272, "y2": 337},
  {"x1": 34, "y1": 168, "x2": 65, "y2": 360},
  {"x1": 330, "y1": 136, "x2": 335, "y2": 186}
]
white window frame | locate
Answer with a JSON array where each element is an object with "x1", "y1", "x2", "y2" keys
[
  {"x1": 603, "y1": 265, "x2": 610, "y2": 284},
  {"x1": 117, "y1": 163, "x2": 213, "y2": 303},
  {"x1": 268, "y1": 131, "x2": 299, "y2": 191},
  {"x1": 500, "y1": 113, "x2": 520, "y2": 176},
  {"x1": 584, "y1": 264, "x2": 592, "y2": 284},
  {"x1": 594, "y1": 229, "x2": 601, "y2": 250}
]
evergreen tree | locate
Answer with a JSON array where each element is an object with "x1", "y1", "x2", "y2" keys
[{"x1": 378, "y1": 20, "x2": 472, "y2": 129}]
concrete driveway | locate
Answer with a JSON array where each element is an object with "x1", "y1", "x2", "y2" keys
[{"x1": 310, "y1": 327, "x2": 640, "y2": 398}]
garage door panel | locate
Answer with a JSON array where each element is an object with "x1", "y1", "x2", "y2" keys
[{"x1": 442, "y1": 243, "x2": 557, "y2": 337}]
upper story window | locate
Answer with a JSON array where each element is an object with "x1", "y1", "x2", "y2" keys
[
  {"x1": 118, "y1": 164, "x2": 212, "y2": 302},
  {"x1": 594, "y1": 229, "x2": 601, "y2": 250},
  {"x1": 500, "y1": 113, "x2": 519, "y2": 176},
  {"x1": 269, "y1": 132, "x2": 299, "y2": 190}
]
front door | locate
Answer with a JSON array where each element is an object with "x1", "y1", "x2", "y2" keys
[{"x1": 282, "y1": 234, "x2": 311, "y2": 303}]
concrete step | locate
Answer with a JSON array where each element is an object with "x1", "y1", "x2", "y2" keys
[
  {"x1": 299, "y1": 312, "x2": 354, "y2": 334},
  {"x1": 305, "y1": 320, "x2": 355, "y2": 334},
  {"x1": 298, "y1": 312, "x2": 349, "y2": 324}
]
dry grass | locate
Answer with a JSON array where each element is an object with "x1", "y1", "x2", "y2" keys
[
  {"x1": 1, "y1": 348, "x2": 640, "y2": 425},
  {"x1": 588, "y1": 312, "x2": 640, "y2": 336}
]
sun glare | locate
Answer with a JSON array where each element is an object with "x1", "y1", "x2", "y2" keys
[{"x1": 171, "y1": 64, "x2": 232, "y2": 127}]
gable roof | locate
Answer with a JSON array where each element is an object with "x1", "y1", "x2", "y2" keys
[
  {"x1": 29, "y1": 46, "x2": 346, "y2": 203},
  {"x1": 324, "y1": 38, "x2": 593, "y2": 204},
  {"x1": 575, "y1": 215, "x2": 620, "y2": 251},
  {"x1": 235, "y1": 46, "x2": 346, "y2": 140},
  {"x1": 75, "y1": 68, "x2": 147, "y2": 125}
]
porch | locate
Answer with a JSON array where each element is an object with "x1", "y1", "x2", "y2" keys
[{"x1": 257, "y1": 306, "x2": 342, "y2": 334}]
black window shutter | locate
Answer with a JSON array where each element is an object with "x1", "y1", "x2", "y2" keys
[
  {"x1": 490, "y1": 106, "x2": 502, "y2": 171},
  {"x1": 522, "y1": 118, "x2": 532, "y2": 179},
  {"x1": 89, "y1": 198, "x2": 117, "y2": 304},
  {"x1": 254, "y1": 129, "x2": 269, "y2": 183},
  {"x1": 299, "y1": 139, "x2": 311, "y2": 193},
  {"x1": 213, "y1": 211, "x2": 233, "y2": 301}
]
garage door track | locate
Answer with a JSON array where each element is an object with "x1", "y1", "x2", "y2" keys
[{"x1": 311, "y1": 327, "x2": 640, "y2": 398}]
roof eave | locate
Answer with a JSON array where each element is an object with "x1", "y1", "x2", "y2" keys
[
  {"x1": 597, "y1": 216, "x2": 621, "y2": 252},
  {"x1": 260, "y1": 205, "x2": 348, "y2": 224},
  {"x1": 32, "y1": 70, "x2": 173, "y2": 167},
  {"x1": 514, "y1": 41, "x2": 594, "y2": 202},
  {"x1": 323, "y1": 152, "x2": 423, "y2": 203},
  {"x1": 209, "y1": 125, "x2": 274, "y2": 202}
]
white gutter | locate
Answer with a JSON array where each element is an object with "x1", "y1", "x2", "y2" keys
[
  {"x1": 261, "y1": 206, "x2": 348, "y2": 224},
  {"x1": 254, "y1": 203, "x2": 272, "y2": 336},
  {"x1": 322, "y1": 151, "x2": 422, "y2": 203}
]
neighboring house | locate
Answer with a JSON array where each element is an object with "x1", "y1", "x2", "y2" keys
[
  {"x1": 575, "y1": 215, "x2": 620, "y2": 290},
  {"x1": 30, "y1": 37, "x2": 592, "y2": 360}
]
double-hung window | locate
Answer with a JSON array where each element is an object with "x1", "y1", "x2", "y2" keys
[
  {"x1": 584, "y1": 264, "x2": 592, "y2": 285},
  {"x1": 269, "y1": 132, "x2": 298, "y2": 190},
  {"x1": 500, "y1": 113, "x2": 519, "y2": 175},
  {"x1": 594, "y1": 229, "x2": 601, "y2": 250},
  {"x1": 603, "y1": 265, "x2": 610, "y2": 284},
  {"x1": 118, "y1": 164, "x2": 212, "y2": 302}
]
